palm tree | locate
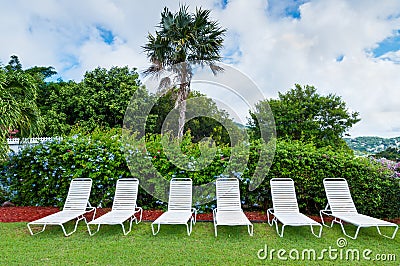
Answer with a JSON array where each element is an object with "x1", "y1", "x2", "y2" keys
[
  {"x1": 0, "y1": 61, "x2": 43, "y2": 160},
  {"x1": 143, "y1": 5, "x2": 226, "y2": 137}
]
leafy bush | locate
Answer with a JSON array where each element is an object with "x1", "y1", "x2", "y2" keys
[
  {"x1": 0, "y1": 129, "x2": 131, "y2": 208},
  {"x1": 251, "y1": 140, "x2": 400, "y2": 218},
  {"x1": 1, "y1": 132, "x2": 399, "y2": 218},
  {"x1": 0, "y1": 186, "x2": 8, "y2": 204}
]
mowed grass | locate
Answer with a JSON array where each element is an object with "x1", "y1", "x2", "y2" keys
[{"x1": 0, "y1": 221, "x2": 398, "y2": 265}]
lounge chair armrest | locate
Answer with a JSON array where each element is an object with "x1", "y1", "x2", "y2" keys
[
  {"x1": 86, "y1": 201, "x2": 96, "y2": 211},
  {"x1": 323, "y1": 203, "x2": 331, "y2": 211},
  {"x1": 135, "y1": 206, "x2": 143, "y2": 223},
  {"x1": 212, "y1": 208, "x2": 218, "y2": 222},
  {"x1": 191, "y1": 208, "x2": 197, "y2": 224},
  {"x1": 267, "y1": 208, "x2": 274, "y2": 226},
  {"x1": 86, "y1": 206, "x2": 96, "y2": 212},
  {"x1": 320, "y1": 209, "x2": 332, "y2": 216},
  {"x1": 319, "y1": 208, "x2": 333, "y2": 227},
  {"x1": 85, "y1": 202, "x2": 97, "y2": 221},
  {"x1": 86, "y1": 203, "x2": 96, "y2": 211},
  {"x1": 320, "y1": 203, "x2": 332, "y2": 217},
  {"x1": 135, "y1": 206, "x2": 143, "y2": 215}
]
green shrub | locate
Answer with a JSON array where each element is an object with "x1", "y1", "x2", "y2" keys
[
  {"x1": 0, "y1": 129, "x2": 131, "y2": 208},
  {"x1": 252, "y1": 140, "x2": 400, "y2": 218},
  {"x1": 0, "y1": 187, "x2": 8, "y2": 204},
  {"x1": 1, "y1": 132, "x2": 399, "y2": 218}
]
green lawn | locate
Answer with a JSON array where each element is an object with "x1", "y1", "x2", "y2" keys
[{"x1": 0, "y1": 222, "x2": 398, "y2": 265}]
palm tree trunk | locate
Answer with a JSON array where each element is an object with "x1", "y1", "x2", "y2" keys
[{"x1": 177, "y1": 82, "x2": 189, "y2": 138}]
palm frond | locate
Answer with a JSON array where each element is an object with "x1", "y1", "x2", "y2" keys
[
  {"x1": 143, "y1": 4, "x2": 226, "y2": 77},
  {"x1": 157, "y1": 77, "x2": 172, "y2": 93}
]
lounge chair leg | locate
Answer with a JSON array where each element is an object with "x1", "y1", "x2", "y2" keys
[
  {"x1": 186, "y1": 221, "x2": 191, "y2": 236},
  {"x1": 61, "y1": 224, "x2": 72, "y2": 237},
  {"x1": 66, "y1": 216, "x2": 87, "y2": 237},
  {"x1": 248, "y1": 224, "x2": 254, "y2": 236},
  {"x1": 62, "y1": 218, "x2": 81, "y2": 237},
  {"x1": 310, "y1": 224, "x2": 322, "y2": 238},
  {"x1": 86, "y1": 223, "x2": 100, "y2": 236},
  {"x1": 328, "y1": 217, "x2": 341, "y2": 228},
  {"x1": 27, "y1": 223, "x2": 47, "y2": 235},
  {"x1": 214, "y1": 224, "x2": 218, "y2": 237},
  {"x1": 86, "y1": 224, "x2": 92, "y2": 235},
  {"x1": 274, "y1": 221, "x2": 285, "y2": 237},
  {"x1": 152, "y1": 223, "x2": 160, "y2": 235},
  {"x1": 127, "y1": 217, "x2": 134, "y2": 234},
  {"x1": 121, "y1": 221, "x2": 131, "y2": 236},
  {"x1": 376, "y1": 225, "x2": 398, "y2": 239},
  {"x1": 340, "y1": 223, "x2": 360, "y2": 240}
]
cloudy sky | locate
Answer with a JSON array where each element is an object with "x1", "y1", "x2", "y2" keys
[{"x1": 1, "y1": 0, "x2": 400, "y2": 138}]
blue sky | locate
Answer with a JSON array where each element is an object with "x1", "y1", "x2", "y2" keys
[
  {"x1": 1, "y1": 0, "x2": 400, "y2": 137},
  {"x1": 372, "y1": 30, "x2": 400, "y2": 57}
]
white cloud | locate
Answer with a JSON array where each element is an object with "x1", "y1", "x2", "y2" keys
[
  {"x1": 378, "y1": 50, "x2": 400, "y2": 63},
  {"x1": 216, "y1": 0, "x2": 400, "y2": 137},
  {"x1": 1, "y1": 0, "x2": 400, "y2": 137}
]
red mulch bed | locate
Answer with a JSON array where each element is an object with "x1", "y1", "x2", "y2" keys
[
  {"x1": 0, "y1": 207, "x2": 269, "y2": 223},
  {"x1": 1, "y1": 207, "x2": 399, "y2": 224}
]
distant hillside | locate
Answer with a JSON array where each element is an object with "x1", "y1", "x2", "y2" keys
[{"x1": 344, "y1": 136, "x2": 400, "y2": 155}]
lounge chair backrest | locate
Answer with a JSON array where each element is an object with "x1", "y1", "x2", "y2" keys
[
  {"x1": 112, "y1": 178, "x2": 139, "y2": 211},
  {"x1": 270, "y1": 178, "x2": 300, "y2": 213},
  {"x1": 216, "y1": 178, "x2": 242, "y2": 212},
  {"x1": 168, "y1": 178, "x2": 193, "y2": 212},
  {"x1": 63, "y1": 178, "x2": 92, "y2": 211},
  {"x1": 323, "y1": 178, "x2": 358, "y2": 214}
]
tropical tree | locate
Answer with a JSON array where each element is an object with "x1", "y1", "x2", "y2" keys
[
  {"x1": 38, "y1": 66, "x2": 141, "y2": 135},
  {"x1": 148, "y1": 90, "x2": 236, "y2": 145},
  {"x1": 249, "y1": 84, "x2": 360, "y2": 148},
  {"x1": 143, "y1": 5, "x2": 226, "y2": 137},
  {"x1": 5, "y1": 55, "x2": 22, "y2": 71},
  {"x1": 0, "y1": 56, "x2": 44, "y2": 159}
]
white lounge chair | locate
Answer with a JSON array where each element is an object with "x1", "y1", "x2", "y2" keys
[
  {"x1": 320, "y1": 178, "x2": 398, "y2": 239},
  {"x1": 267, "y1": 178, "x2": 322, "y2": 237},
  {"x1": 151, "y1": 178, "x2": 196, "y2": 236},
  {"x1": 213, "y1": 178, "x2": 253, "y2": 237},
  {"x1": 27, "y1": 178, "x2": 96, "y2": 237},
  {"x1": 87, "y1": 178, "x2": 142, "y2": 236}
]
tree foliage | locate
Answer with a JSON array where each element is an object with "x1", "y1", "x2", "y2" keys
[
  {"x1": 38, "y1": 66, "x2": 141, "y2": 136},
  {"x1": 148, "y1": 90, "x2": 236, "y2": 145},
  {"x1": 249, "y1": 84, "x2": 360, "y2": 148},
  {"x1": 0, "y1": 56, "x2": 45, "y2": 159},
  {"x1": 374, "y1": 147, "x2": 400, "y2": 162}
]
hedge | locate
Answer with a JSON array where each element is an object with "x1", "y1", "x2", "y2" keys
[{"x1": 1, "y1": 130, "x2": 399, "y2": 218}]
